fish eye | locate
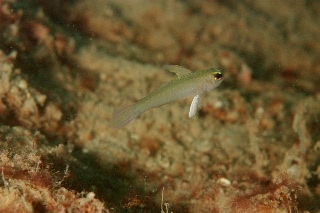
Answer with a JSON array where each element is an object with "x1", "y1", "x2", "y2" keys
[{"x1": 213, "y1": 72, "x2": 223, "y2": 80}]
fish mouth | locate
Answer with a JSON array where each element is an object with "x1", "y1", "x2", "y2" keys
[
  {"x1": 216, "y1": 75, "x2": 224, "y2": 82},
  {"x1": 215, "y1": 77, "x2": 224, "y2": 86}
]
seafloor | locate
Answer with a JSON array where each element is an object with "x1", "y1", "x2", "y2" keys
[{"x1": 0, "y1": 0, "x2": 320, "y2": 212}]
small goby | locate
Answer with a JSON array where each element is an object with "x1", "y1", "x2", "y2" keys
[{"x1": 109, "y1": 65, "x2": 224, "y2": 128}]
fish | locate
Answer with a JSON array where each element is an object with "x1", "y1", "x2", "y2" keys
[{"x1": 109, "y1": 65, "x2": 224, "y2": 128}]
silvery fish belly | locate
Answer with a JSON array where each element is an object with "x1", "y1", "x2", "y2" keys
[{"x1": 109, "y1": 65, "x2": 224, "y2": 128}]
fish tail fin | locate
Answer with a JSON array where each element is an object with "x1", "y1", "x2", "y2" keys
[{"x1": 108, "y1": 105, "x2": 138, "y2": 128}]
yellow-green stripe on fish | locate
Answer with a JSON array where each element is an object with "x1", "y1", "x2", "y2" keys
[{"x1": 109, "y1": 65, "x2": 224, "y2": 128}]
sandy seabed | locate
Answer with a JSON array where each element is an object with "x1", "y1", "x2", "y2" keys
[{"x1": 1, "y1": 0, "x2": 320, "y2": 212}]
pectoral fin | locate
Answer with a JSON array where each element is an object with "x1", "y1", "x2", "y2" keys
[
  {"x1": 189, "y1": 95, "x2": 200, "y2": 118},
  {"x1": 164, "y1": 65, "x2": 192, "y2": 78}
]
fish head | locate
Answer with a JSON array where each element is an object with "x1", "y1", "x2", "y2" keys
[{"x1": 203, "y1": 69, "x2": 224, "y2": 92}]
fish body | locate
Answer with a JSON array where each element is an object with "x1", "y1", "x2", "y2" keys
[{"x1": 109, "y1": 66, "x2": 223, "y2": 128}]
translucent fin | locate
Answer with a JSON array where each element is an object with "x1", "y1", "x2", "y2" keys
[
  {"x1": 108, "y1": 105, "x2": 138, "y2": 128},
  {"x1": 189, "y1": 95, "x2": 200, "y2": 118},
  {"x1": 163, "y1": 65, "x2": 192, "y2": 78}
]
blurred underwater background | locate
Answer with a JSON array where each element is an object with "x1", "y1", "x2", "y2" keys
[{"x1": 0, "y1": 0, "x2": 320, "y2": 212}]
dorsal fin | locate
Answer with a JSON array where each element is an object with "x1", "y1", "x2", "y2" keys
[{"x1": 164, "y1": 65, "x2": 192, "y2": 78}]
